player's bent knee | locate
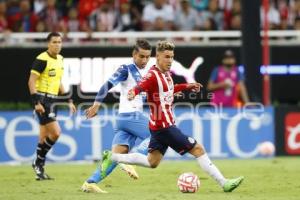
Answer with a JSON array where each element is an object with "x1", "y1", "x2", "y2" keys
[
  {"x1": 190, "y1": 144, "x2": 205, "y2": 157},
  {"x1": 148, "y1": 159, "x2": 160, "y2": 168},
  {"x1": 149, "y1": 162, "x2": 159, "y2": 168},
  {"x1": 51, "y1": 131, "x2": 61, "y2": 140}
]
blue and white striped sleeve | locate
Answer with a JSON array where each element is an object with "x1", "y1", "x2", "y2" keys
[
  {"x1": 108, "y1": 65, "x2": 128, "y2": 86},
  {"x1": 95, "y1": 65, "x2": 128, "y2": 103}
]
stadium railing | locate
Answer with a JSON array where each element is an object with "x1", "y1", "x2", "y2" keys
[{"x1": 1, "y1": 30, "x2": 300, "y2": 46}]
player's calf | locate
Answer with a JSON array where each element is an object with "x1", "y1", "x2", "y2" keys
[{"x1": 189, "y1": 143, "x2": 206, "y2": 157}]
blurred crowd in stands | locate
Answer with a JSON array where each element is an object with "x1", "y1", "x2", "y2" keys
[{"x1": 0, "y1": 0, "x2": 300, "y2": 34}]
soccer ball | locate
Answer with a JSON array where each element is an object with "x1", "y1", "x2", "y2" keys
[
  {"x1": 259, "y1": 141, "x2": 275, "y2": 156},
  {"x1": 177, "y1": 172, "x2": 200, "y2": 193}
]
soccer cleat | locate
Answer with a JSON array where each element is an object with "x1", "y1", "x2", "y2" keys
[
  {"x1": 81, "y1": 181, "x2": 108, "y2": 193},
  {"x1": 32, "y1": 160, "x2": 44, "y2": 180},
  {"x1": 223, "y1": 176, "x2": 244, "y2": 192},
  {"x1": 119, "y1": 163, "x2": 139, "y2": 180},
  {"x1": 101, "y1": 150, "x2": 113, "y2": 178},
  {"x1": 32, "y1": 160, "x2": 54, "y2": 181}
]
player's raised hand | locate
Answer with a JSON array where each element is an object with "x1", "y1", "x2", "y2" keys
[
  {"x1": 85, "y1": 103, "x2": 100, "y2": 119},
  {"x1": 187, "y1": 83, "x2": 202, "y2": 92},
  {"x1": 127, "y1": 89, "x2": 136, "y2": 101},
  {"x1": 35, "y1": 103, "x2": 45, "y2": 114}
]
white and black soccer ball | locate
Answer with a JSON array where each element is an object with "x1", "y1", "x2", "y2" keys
[{"x1": 177, "y1": 172, "x2": 200, "y2": 193}]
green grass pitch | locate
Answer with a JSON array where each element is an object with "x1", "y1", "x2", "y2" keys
[{"x1": 0, "y1": 157, "x2": 299, "y2": 200}]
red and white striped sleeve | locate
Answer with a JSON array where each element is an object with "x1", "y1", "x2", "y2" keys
[{"x1": 133, "y1": 70, "x2": 156, "y2": 95}]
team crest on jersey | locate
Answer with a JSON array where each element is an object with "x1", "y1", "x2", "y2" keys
[
  {"x1": 145, "y1": 73, "x2": 152, "y2": 80},
  {"x1": 48, "y1": 68, "x2": 56, "y2": 77},
  {"x1": 188, "y1": 137, "x2": 195, "y2": 144},
  {"x1": 163, "y1": 92, "x2": 174, "y2": 105}
]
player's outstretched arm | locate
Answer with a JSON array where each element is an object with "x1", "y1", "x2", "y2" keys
[
  {"x1": 85, "y1": 81, "x2": 114, "y2": 119},
  {"x1": 85, "y1": 102, "x2": 101, "y2": 119},
  {"x1": 174, "y1": 83, "x2": 203, "y2": 93},
  {"x1": 86, "y1": 65, "x2": 128, "y2": 118}
]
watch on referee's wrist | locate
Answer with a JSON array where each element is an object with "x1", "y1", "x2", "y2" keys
[{"x1": 31, "y1": 93, "x2": 41, "y2": 105}]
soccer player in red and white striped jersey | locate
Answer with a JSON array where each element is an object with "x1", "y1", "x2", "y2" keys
[
  {"x1": 130, "y1": 61, "x2": 199, "y2": 131},
  {"x1": 102, "y1": 40, "x2": 244, "y2": 192}
]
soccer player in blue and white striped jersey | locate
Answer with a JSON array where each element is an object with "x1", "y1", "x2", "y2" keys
[{"x1": 81, "y1": 39, "x2": 152, "y2": 193}]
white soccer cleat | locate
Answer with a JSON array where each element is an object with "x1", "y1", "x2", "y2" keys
[
  {"x1": 81, "y1": 181, "x2": 108, "y2": 193},
  {"x1": 119, "y1": 164, "x2": 139, "y2": 180}
]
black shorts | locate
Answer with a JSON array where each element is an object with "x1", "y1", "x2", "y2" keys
[
  {"x1": 148, "y1": 125, "x2": 197, "y2": 155},
  {"x1": 34, "y1": 95, "x2": 58, "y2": 125}
]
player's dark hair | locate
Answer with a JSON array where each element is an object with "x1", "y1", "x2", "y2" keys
[
  {"x1": 46, "y1": 32, "x2": 62, "y2": 42},
  {"x1": 133, "y1": 39, "x2": 152, "y2": 52}
]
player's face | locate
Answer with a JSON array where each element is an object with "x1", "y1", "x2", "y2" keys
[
  {"x1": 48, "y1": 36, "x2": 62, "y2": 56},
  {"x1": 133, "y1": 48, "x2": 151, "y2": 69},
  {"x1": 156, "y1": 50, "x2": 174, "y2": 73},
  {"x1": 222, "y1": 57, "x2": 236, "y2": 67}
]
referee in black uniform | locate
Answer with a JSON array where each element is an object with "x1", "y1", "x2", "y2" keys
[{"x1": 28, "y1": 32, "x2": 76, "y2": 180}]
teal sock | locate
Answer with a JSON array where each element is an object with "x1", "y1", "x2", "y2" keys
[{"x1": 87, "y1": 161, "x2": 118, "y2": 183}]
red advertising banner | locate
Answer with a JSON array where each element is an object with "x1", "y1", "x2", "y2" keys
[{"x1": 285, "y1": 113, "x2": 300, "y2": 154}]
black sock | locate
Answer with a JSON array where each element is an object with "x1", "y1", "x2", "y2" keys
[
  {"x1": 35, "y1": 143, "x2": 45, "y2": 165},
  {"x1": 35, "y1": 137, "x2": 56, "y2": 166},
  {"x1": 43, "y1": 137, "x2": 55, "y2": 157}
]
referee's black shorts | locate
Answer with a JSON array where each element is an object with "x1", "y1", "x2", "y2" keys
[
  {"x1": 148, "y1": 125, "x2": 197, "y2": 155},
  {"x1": 34, "y1": 93, "x2": 58, "y2": 125}
]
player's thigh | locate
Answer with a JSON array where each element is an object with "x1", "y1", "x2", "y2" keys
[
  {"x1": 45, "y1": 121, "x2": 61, "y2": 140},
  {"x1": 166, "y1": 126, "x2": 197, "y2": 155},
  {"x1": 36, "y1": 98, "x2": 57, "y2": 126},
  {"x1": 112, "y1": 130, "x2": 136, "y2": 150},
  {"x1": 148, "y1": 132, "x2": 168, "y2": 155},
  {"x1": 38, "y1": 125, "x2": 47, "y2": 143},
  {"x1": 117, "y1": 113, "x2": 150, "y2": 140}
]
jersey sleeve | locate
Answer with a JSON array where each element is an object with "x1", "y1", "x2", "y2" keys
[
  {"x1": 95, "y1": 81, "x2": 114, "y2": 103},
  {"x1": 108, "y1": 65, "x2": 128, "y2": 86},
  {"x1": 133, "y1": 71, "x2": 156, "y2": 94},
  {"x1": 237, "y1": 67, "x2": 245, "y2": 81},
  {"x1": 30, "y1": 59, "x2": 47, "y2": 75},
  {"x1": 174, "y1": 84, "x2": 189, "y2": 93},
  {"x1": 209, "y1": 67, "x2": 218, "y2": 82}
]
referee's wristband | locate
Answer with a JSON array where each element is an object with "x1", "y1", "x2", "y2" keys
[{"x1": 31, "y1": 93, "x2": 41, "y2": 105}]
